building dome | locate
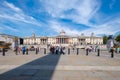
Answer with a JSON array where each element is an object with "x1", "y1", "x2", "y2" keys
[
  {"x1": 32, "y1": 31, "x2": 36, "y2": 38},
  {"x1": 91, "y1": 32, "x2": 94, "y2": 36},
  {"x1": 60, "y1": 29, "x2": 65, "y2": 35},
  {"x1": 81, "y1": 33, "x2": 84, "y2": 36}
]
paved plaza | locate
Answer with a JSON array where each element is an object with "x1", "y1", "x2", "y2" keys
[{"x1": 0, "y1": 48, "x2": 120, "y2": 80}]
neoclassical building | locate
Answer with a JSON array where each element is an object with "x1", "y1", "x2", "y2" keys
[
  {"x1": 0, "y1": 34, "x2": 20, "y2": 49},
  {"x1": 0, "y1": 34, "x2": 15, "y2": 44},
  {"x1": 23, "y1": 30, "x2": 103, "y2": 47}
]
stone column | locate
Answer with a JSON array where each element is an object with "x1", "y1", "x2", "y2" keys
[
  {"x1": 62, "y1": 38, "x2": 64, "y2": 44},
  {"x1": 63, "y1": 38, "x2": 64, "y2": 44},
  {"x1": 58, "y1": 38, "x2": 59, "y2": 44},
  {"x1": 64, "y1": 38, "x2": 65, "y2": 44},
  {"x1": 60, "y1": 38, "x2": 61, "y2": 44},
  {"x1": 59, "y1": 38, "x2": 60, "y2": 44},
  {"x1": 56, "y1": 38, "x2": 58, "y2": 44},
  {"x1": 64, "y1": 38, "x2": 65, "y2": 43}
]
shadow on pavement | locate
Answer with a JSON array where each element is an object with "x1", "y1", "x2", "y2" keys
[{"x1": 0, "y1": 52, "x2": 61, "y2": 80}]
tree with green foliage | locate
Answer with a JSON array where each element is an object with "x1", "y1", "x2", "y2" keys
[
  {"x1": 115, "y1": 34, "x2": 120, "y2": 43},
  {"x1": 103, "y1": 35, "x2": 108, "y2": 44}
]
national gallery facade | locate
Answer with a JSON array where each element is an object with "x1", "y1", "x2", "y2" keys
[{"x1": 23, "y1": 30, "x2": 103, "y2": 47}]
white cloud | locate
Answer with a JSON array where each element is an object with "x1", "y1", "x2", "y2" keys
[
  {"x1": 48, "y1": 17, "x2": 120, "y2": 36},
  {"x1": 109, "y1": 0, "x2": 116, "y2": 9},
  {"x1": 42, "y1": 0, "x2": 120, "y2": 36},
  {"x1": 3, "y1": 25, "x2": 19, "y2": 32},
  {"x1": 41, "y1": 0, "x2": 101, "y2": 25},
  {"x1": 80, "y1": 18, "x2": 120, "y2": 35},
  {"x1": 0, "y1": 0, "x2": 119, "y2": 37},
  {"x1": 49, "y1": 20, "x2": 80, "y2": 35},
  {"x1": 4, "y1": 1, "x2": 22, "y2": 12},
  {"x1": 0, "y1": 1, "x2": 41, "y2": 26}
]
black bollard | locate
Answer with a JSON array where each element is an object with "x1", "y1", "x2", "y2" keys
[
  {"x1": 26, "y1": 48, "x2": 28, "y2": 55},
  {"x1": 68, "y1": 48, "x2": 70, "y2": 55},
  {"x1": 111, "y1": 52, "x2": 114, "y2": 58},
  {"x1": 86, "y1": 48, "x2": 89, "y2": 56},
  {"x1": 35, "y1": 48, "x2": 38, "y2": 54},
  {"x1": 2, "y1": 48, "x2": 5, "y2": 56},
  {"x1": 77, "y1": 48, "x2": 79, "y2": 55},
  {"x1": 44, "y1": 48, "x2": 46, "y2": 54},
  {"x1": 111, "y1": 49, "x2": 114, "y2": 58},
  {"x1": 97, "y1": 49, "x2": 100, "y2": 56}
]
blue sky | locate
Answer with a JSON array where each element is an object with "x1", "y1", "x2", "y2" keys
[{"x1": 0, "y1": 0, "x2": 120, "y2": 37}]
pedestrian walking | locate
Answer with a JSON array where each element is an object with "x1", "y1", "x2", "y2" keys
[
  {"x1": 44, "y1": 48, "x2": 46, "y2": 54},
  {"x1": 85, "y1": 46, "x2": 89, "y2": 56},
  {"x1": 18, "y1": 46, "x2": 21, "y2": 54},
  {"x1": 37, "y1": 47, "x2": 39, "y2": 52},
  {"x1": 52, "y1": 46, "x2": 55, "y2": 54},
  {"x1": 73, "y1": 47, "x2": 75, "y2": 52},
  {"x1": 60, "y1": 47, "x2": 64, "y2": 55},
  {"x1": 22, "y1": 46, "x2": 26, "y2": 55},
  {"x1": 55, "y1": 46, "x2": 59, "y2": 54},
  {"x1": 68, "y1": 48, "x2": 70, "y2": 55},
  {"x1": 15, "y1": 46, "x2": 18, "y2": 55},
  {"x1": 116, "y1": 47, "x2": 120, "y2": 53},
  {"x1": 50, "y1": 46, "x2": 55, "y2": 54},
  {"x1": 96, "y1": 45, "x2": 100, "y2": 56},
  {"x1": 110, "y1": 47, "x2": 114, "y2": 58}
]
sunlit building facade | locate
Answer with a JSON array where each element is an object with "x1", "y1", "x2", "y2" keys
[
  {"x1": 23, "y1": 30, "x2": 103, "y2": 47},
  {"x1": 0, "y1": 34, "x2": 14, "y2": 44}
]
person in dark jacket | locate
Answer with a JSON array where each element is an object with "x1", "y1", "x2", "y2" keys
[{"x1": 22, "y1": 46, "x2": 26, "y2": 55}]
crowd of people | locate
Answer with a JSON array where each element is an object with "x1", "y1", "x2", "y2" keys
[
  {"x1": 13, "y1": 45, "x2": 67, "y2": 55},
  {"x1": 14, "y1": 45, "x2": 40, "y2": 55},
  {"x1": 49, "y1": 46, "x2": 65, "y2": 54}
]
